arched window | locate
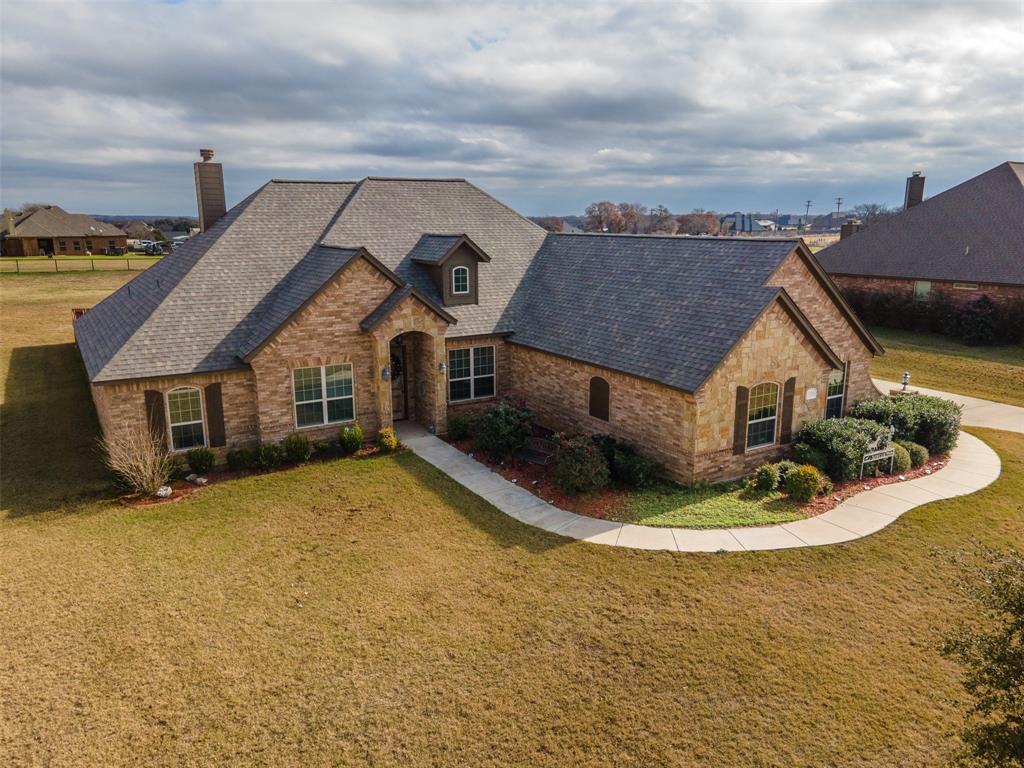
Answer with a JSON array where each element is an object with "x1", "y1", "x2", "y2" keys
[
  {"x1": 746, "y1": 382, "x2": 779, "y2": 449},
  {"x1": 589, "y1": 376, "x2": 610, "y2": 421},
  {"x1": 452, "y1": 266, "x2": 469, "y2": 294},
  {"x1": 166, "y1": 387, "x2": 205, "y2": 451}
]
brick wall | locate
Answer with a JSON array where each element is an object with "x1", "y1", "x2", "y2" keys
[
  {"x1": 508, "y1": 344, "x2": 697, "y2": 481},
  {"x1": 693, "y1": 301, "x2": 831, "y2": 482},
  {"x1": 831, "y1": 274, "x2": 1024, "y2": 307},
  {"x1": 249, "y1": 257, "x2": 395, "y2": 444},
  {"x1": 768, "y1": 251, "x2": 878, "y2": 407},
  {"x1": 90, "y1": 369, "x2": 259, "y2": 459},
  {"x1": 444, "y1": 335, "x2": 511, "y2": 419}
]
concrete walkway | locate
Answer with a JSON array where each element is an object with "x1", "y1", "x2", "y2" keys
[
  {"x1": 396, "y1": 424, "x2": 1001, "y2": 552},
  {"x1": 873, "y1": 379, "x2": 1024, "y2": 433}
]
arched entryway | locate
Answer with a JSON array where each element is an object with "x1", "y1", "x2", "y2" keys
[{"x1": 388, "y1": 331, "x2": 440, "y2": 428}]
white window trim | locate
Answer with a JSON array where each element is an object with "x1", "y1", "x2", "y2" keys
[
  {"x1": 165, "y1": 386, "x2": 207, "y2": 453},
  {"x1": 745, "y1": 382, "x2": 780, "y2": 451},
  {"x1": 953, "y1": 282, "x2": 979, "y2": 290},
  {"x1": 448, "y1": 345, "x2": 496, "y2": 402},
  {"x1": 825, "y1": 361, "x2": 848, "y2": 419},
  {"x1": 452, "y1": 265, "x2": 470, "y2": 295},
  {"x1": 292, "y1": 363, "x2": 356, "y2": 430}
]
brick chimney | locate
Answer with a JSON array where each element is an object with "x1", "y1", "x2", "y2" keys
[
  {"x1": 3, "y1": 208, "x2": 14, "y2": 236},
  {"x1": 194, "y1": 148, "x2": 226, "y2": 232},
  {"x1": 840, "y1": 219, "x2": 863, "y2": 240},
  {"x1": 904, "y1": 170, "x2": 925, "y2": 209}
]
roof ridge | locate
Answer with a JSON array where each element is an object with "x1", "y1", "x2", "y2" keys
[
  {"x1": 268, "y1": 179, "x2": 360, "y2": 184},
  {"x1": 551, "y1": 232, "x2": 799, "y2": 242},
  {"x1": 458, "y1": 178, "x2": 547, "y2": 234},
  {"x1": 363, "y1": 176, "x2": 468, "y2": 182}
]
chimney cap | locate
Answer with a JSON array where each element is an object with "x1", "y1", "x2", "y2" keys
[
  {"x1": 910, "y1": 170, "x2": 922, "y2": 177},
  {"x1": 199, "y1": 148, "x2": 215, "y2": 162}
]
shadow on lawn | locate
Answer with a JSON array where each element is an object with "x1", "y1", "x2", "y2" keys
[{"x1": 1, "y1": 343, "x2": 113, "y2": 517}]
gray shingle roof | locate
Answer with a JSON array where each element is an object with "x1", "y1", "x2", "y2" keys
[
  {"x1": 817, "y1": 161, "x2": 1024, "y2": 285},
  {"x1": 505, "y1": 234, "x2": 799, "y2": 392},
  {"x1": 2, "y1": 206, "x2": 126, "y2": 238},
  {"x1": 407, "y1": 234, "x2": 462, "y2": 264}
]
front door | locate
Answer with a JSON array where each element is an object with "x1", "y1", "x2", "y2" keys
[{"x1": 390, "y1": 337, "x2": 408, "y2": 420}]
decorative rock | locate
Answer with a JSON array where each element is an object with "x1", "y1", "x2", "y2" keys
[
  {"x1": 185, "y1": 473, "x2": 197, "y2": 482},
  {"x1": 195, "y1": 477, "x2": 208, "y2": 486},
  {"x1": 925, "y1": 469, "x2": 932, "y2": 474},
  {"x1": 510, "y1": 478, "x2": 518, "y2": 484},
  {"x1": 155, "y1": 486, "x2": 172, "y2": 498},
  {"x1": 532, "y1": 480, "x2": 539, "y2": 486},
  {"x1": 898, "y1": 475, "x2": 906, "y2": 481}
]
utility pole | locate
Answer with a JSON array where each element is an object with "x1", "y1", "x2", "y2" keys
[
  {"x1": 835, "y1": 196, "x2": 843, "y2": 214},
  {"x1": 802, "y1": 200, "x2": 812, "y2": 231}
]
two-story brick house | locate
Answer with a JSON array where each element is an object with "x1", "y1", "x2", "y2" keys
[{"x1": 74, "y1": 153, "x2": 883, "y2": 484}]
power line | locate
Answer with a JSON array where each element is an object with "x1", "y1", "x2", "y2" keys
[{"x1": 835, "y1": 196, "x2": 843, "y2": 214}]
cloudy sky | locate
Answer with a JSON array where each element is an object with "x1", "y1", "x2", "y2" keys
[{"x1": 1, "y1": 0, "x2": 1021, "y2": 217}]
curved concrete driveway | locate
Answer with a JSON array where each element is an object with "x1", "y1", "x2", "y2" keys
[
  {"x1": 397, "y1": 425, "x2": 1001, "y2": 552},
  {"x1": 873, "y1": 379, "x2": 1024, "y2": 433}
]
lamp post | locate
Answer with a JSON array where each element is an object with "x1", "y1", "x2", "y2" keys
[{"x1": 901, "y1": 371, "x2": 910, "y2": 392}]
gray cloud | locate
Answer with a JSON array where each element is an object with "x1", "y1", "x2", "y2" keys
[{"x1": 1, "y1": 0, "x2": 1021, "y2": 216}]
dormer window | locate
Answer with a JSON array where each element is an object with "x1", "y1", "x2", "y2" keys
[{"x1": 452, "y1": 266, "x2": 469, "y2": 294}]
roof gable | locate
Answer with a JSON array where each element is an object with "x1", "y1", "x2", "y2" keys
[
  {"x1": 817, "y1": 161, "x2": 1024, "y2": 285},
  {"x1": 408, "y1": 233, "x2": 492, "y2": 265},
  {"x1": 2, "y1": 206, "x2": 126, "y2": 238}
]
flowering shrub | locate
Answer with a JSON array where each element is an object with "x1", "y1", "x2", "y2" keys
[
  {"x1": 553, "y1": 433, "x2": 610, "y2": 495},
  {"x1": 473, "y1": 396, "x2": 531, "y2": 460},
  {"x1": 377, "y1": 426, "x2": 399, "y2": 453},
  {"x1": 339, "y1": 424, "x2": 364, "y2": 454}
]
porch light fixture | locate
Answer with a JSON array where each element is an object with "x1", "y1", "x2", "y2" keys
[
  {"x1": 381, "y1": 366, "x2": 390, "y2": 381},
  {"x1": 901, "y1": 371, "x2": 910, "y2": 391},
  {"x1": 437, "y1": 362, "x2": 447, "y2": 373}
]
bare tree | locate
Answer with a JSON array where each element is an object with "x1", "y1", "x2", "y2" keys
[
  {"x1": 617, "y1": 202, "x2": 647, "y2": 234},
  {"x1": 648, "y1": 205, "x2": 677, "y2": 234},
  {"x1": 584, "y1": 201, "x2": 626, "y2": 233},
  {"x1": 100, "y1": 427, "x2": 179, "y2": 496},
  {"x1": 853, "y1": 202, "x2": 896, "y2": 225},
  {"x1": 534, "y1": 216, "x2": 565, "y2": 233},
  {"x1": 676, "y1": 212, "x2": 720, "y2": 235},
  {"x1": 18, "y1": 202, "x2": 50, "y2": 214}
]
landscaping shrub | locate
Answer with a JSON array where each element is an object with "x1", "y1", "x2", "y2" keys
[
  {"x1": 446, "y1": 413, "x2": 472, "y2": 442},
  {"x1": 255, "y1": 443, "x2": 284, "y2": 470},
  {"x1": 339, "y1": 425, "x2": 364, "y2": 454},
  {"x1": 226, "y1": 448, "x2": 255, "y2": 472},
  {"x1": 553, "y1": 433, "x2": 610, "y2": 495},
  {"x1": 895, "y1": 439, "x2": 928, "y2": 468},
  {"x1": 377, "y1": 426, "x2": 399, "y2": 453},
  {"x1": 851, "y1": 393, "x2": 960, "y2": 455},
  {"x1": 282, "y1": 432, "x2": 312, "y2": 464},
  {"x1": 775, "y1": 459, "x2": 799, "y2": 483},
  {"x1": 611, "y1": 448, "x2": 662, "y2": 489},
  {"x1": 185, "y1": 446, "x2": 215, "y2": 475},
  {"x1": 891, "y1": 443, "x2": 912, "y2": 474},
  {"x1": 784, "y1": 464, "x2": 829, "y2": 503},
  {"x1": 794, "y1": 418, "x2": 891, "y2": 481},
  {"x1": 754, "y1": 463, "x2": 780, "y2": 492},
  {"x1": 472, "y1": 396, "x2": 531, "y2": 460},
  {"x1": 792, "y1": 442, "x2": 828, "y2": 473},
  {"x1": 992, "y1": 298, "x2": 1024, "y2": 344},
  {"x1": 957, "y1": 295, "x2": 997, "y2": 346},
  {"x1": 100, "y1": 427, "x2": 179, "y2": 496}
]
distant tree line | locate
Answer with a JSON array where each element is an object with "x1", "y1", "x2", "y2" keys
[{"x1": 581, "y1": 202, "x2": 722, "y2": 236}]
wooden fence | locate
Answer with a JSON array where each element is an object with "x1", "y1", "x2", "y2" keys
[{"x1": 0, "y1": 256, "x2": 163, "y2": 274}]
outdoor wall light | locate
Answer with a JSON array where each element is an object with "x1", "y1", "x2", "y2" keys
[
  {"x1": 437, "y1": 362, "x2": 447, "y2": 373},
  {"x1": 381, "y1": 366, "x2": 391, "y2": 381}
]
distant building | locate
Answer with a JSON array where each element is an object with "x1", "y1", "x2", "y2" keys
[
  {"x1": 817, "y1": 162, "x2": 1024, "y2": 306},
  {"x1": 120, "y1": 220, "x2": 157, "y2": 241},
  {"x1": 1, "y1": 206, "x2": 127, "y2": 256},
  {"x1": 720, "y1": 212, "x2": 773, "y2": 233}
]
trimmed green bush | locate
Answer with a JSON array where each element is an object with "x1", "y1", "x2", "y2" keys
[
  {"x1": 785, "y1": 464, "x2": 829, "y2": 502},
  {"x1": 792, "y1": 442, "x2": 828, "y2": 473},
  {"x1": 377, "y1": 427, "x2": 399, "y2": 453},
  {"x1": 255, "y1": 443, "x2": 284, "y2": 470},
  {"x1": 896, "y1": 439, "x2": 928, "y2": 468},
  {"x1": 226, "y1": 448, "x2": 255, "y2": 472},
  {"x1": 611, "y1": 448, "x2": 662, "y2": 489},
  {"x1": 553, "y1": 433, "x2": 610, "y2": 495},
  {"x1": 891, "y1": 443, "x2": 912, "y2": 474},
  {"x1": 282, "y1": 432, "x2": 312, "y2": 464},
  {"x1": 473, "y1": 396, "x2": 532, "y2": 461},
  {"x1": 186, "y1": 446, "x2": 215, "y2": 474},
  {"x1": 851, "y1": 393, "x2": 961, "y2": 454},
  {"x1": 339, "y1": 424, "x2": 364, "y2": 455},
  {"x1": 754, "y1": 463, "x2": 780, "y2": 492},
  {"x1": 775, "y1": 460, "x2": 799, "y2": 482},
  {"x1": 446, "y1": 414, "x2": 472, "y2": 442},
  {"x1": 794, "y1": 418, "x2": 892, "y2": 481}
]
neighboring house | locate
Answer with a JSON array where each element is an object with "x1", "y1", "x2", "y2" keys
[
  {"x1": 817, "y1": 162, "x2": 1024, "y2": 306},
  {"x1": 74, "y1": 152, "x2": 882, "y2": 484},
  {"x1": 120, "y1": 220, "x2": 156, "y2": 243},
  {"x1": 1, "y1": 206, "x2": 128, "y2": 257}
]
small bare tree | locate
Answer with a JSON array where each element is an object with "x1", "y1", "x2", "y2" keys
[{"x1": 100, "y1": 427, "x2": 178, "y2": 496}]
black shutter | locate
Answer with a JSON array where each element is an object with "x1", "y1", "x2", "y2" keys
[
  {"x1": 144, "y1": 390, "x2": 166, "y2": 442},
  {"x1": 732, "y1": 386, "x2": 749, "y2": 455},
  {"x1": 205, "y1": 383, "x2": 226, "y2": 447},
  {"x1": 588, "y1": 377, "x2": 610, "y2": 421},
  {"x1": 780, "y1": 377, "x2": 796, "y2": 443}
]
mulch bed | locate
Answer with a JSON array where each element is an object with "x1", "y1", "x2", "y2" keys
[{"x1": 443, "y1": 435, "x2": 951, "y2": 523}]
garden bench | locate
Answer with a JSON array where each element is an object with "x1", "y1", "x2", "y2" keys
[{"x1": 515, "y1": 436, "x2": 557, "y2": 466}]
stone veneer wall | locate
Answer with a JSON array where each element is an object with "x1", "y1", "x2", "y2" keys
[
  {"x1": 507, "y1": 343, "x2": 696, "y2": 482},
  {"x1": 248, "y1": 258, "x2": 396, "y2": 444},
  {"x1": 90, "y1": 368, "x2": 259, "y2": 458},
  {"x1": 767, "y1": 251, "x2": 878, "y2": 407},
  {"x1": 693, "y1": 301, "x2": 831, "y2": 482},
  {"x1": 831, "y1": 274, "x2": 1024, "y2": 307}
]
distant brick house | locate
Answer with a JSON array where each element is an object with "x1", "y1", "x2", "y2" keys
[
  {"x1": 817, "y1": 162, "x2": 1024, "y2": 307},
  {"x1": 1, "y1": 206, "x2": 127, "y2": 257},
  {"x1": 74, "y1": 152, "x2": 883, "y2": 484}
]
